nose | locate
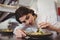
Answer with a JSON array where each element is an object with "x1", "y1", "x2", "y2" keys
[{"x1": 25, "y1": 20, "x2": 30, "y2": 25}]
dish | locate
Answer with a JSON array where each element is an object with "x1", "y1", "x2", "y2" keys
[
  {"x1": 26, "y1": 32, "x2": 52, "y2": 36},
  {"x1": 26, "y1": 32, "x2": 52, "y2": 39},
  {"x1": 23, "y1": 30, "x2": 52, "y2": 39}
]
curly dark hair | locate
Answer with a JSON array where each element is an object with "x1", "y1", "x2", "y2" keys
[{"x1": 15, "y1": 6, "x2": 37, "y2": 24}]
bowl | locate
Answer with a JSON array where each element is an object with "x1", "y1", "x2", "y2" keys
[{"x1": 25, "y1": 31, "x2": 53, "y2": 39}]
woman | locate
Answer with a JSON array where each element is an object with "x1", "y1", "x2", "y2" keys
[{"x1": 14, "y1": 6, "x2": 60, "y2": 38}]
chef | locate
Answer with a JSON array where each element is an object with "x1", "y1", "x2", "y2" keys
[{"x1": 13, "y1": 6, "x2": 60, "y2": 38}]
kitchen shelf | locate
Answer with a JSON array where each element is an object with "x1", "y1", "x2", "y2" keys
[
  {"x1": 0, "y1": 4, "x2": 19, "y2": 13},
  {"x1": 0, "y1": 4, "x2": 19, "y2": 9}
]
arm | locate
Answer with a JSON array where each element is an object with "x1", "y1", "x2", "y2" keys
[
  {"x1": 49, "y1": 22, "x2": 60, "y2": 33},
  {"x1": 13, "y1": 24, "x2": 26, "y2": 38},
  {"x1": 38, "y1": 22, "x2": 60, "y2": 33},
  {"x1": 36, "y1": 0, "x2": 60, "y2": 33}
]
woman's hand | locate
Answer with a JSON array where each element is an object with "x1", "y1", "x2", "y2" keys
[
  {"x1": 38, "y1": 22, "x2": 52, "y2": 29},
  {"x1": 14, "y1": 29, "x2": 26, "y2": 38},
  {"x1": 38, "y1": 22, "x2": 60, "y2": 33}
]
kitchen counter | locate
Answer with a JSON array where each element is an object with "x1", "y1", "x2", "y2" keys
[
  {"x1": 14, "y1": 35, "x2": 60, "y2": 40},
  {"x1": 0, "y1": 34, "x2": 60, "y2": 40}
]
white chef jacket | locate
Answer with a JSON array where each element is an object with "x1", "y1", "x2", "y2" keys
[{"x1": 13, "y1": 0, "x2": 60, "y2": 34}]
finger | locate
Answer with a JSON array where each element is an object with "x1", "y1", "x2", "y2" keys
[
  {"x1": 38, "y1": 23, "x2": 47, "y2": 28},
  {"x1": 15, "y1": 32, "x2": 22, "y2": 38},
  {"x1": 39, "y1": 22, "x2": 47, "y2": 26},
  {"x1": 20, "y1": 30, "x2": 26, "y2": 36},
  {"x1": 15, "y1": 34, "x2": 22, "y2": 38},
  {"x1": 15, "y1": 30, "x2": 22, "y2": 37},
  {"x1": 41, "y1": 23, "x2": 49, "y2": 29},
  {"x1": 39, "y1": 23, "x2": 49, "y2": 28}
]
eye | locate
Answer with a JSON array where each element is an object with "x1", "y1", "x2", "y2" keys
[
  {"x1": 26, "y1": 16, "x2": 29, "y2": 20},
  {"x1": 22, "y1": 21, "x2": 26, "y2": 23}
]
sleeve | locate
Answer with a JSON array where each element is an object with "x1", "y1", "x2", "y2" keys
[{"x1": 53, "y1": 21, "x2": 60, "y2": 28}]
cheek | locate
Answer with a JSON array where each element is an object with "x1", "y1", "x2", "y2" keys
[
  {"x1": 30, "y1": 16, "x2": 34, "y2": 19},
  {"x1": 28, "y1": 16, "x2": 34, "y2": 22},
  {"x1": 29, "y1": 17, "x2": 33, "y2": 21},
  {"x1": 29, "y1": 17, "x2": 34, "y2": 22}
]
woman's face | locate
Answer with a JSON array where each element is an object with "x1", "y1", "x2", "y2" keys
[{"x1": 19, "y1": 13, "x2": 35, "y2": 25}]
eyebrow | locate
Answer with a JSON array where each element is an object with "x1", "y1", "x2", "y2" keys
[{"x1": 26, "y1": 15, "x2": 29, "y2": 20}]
